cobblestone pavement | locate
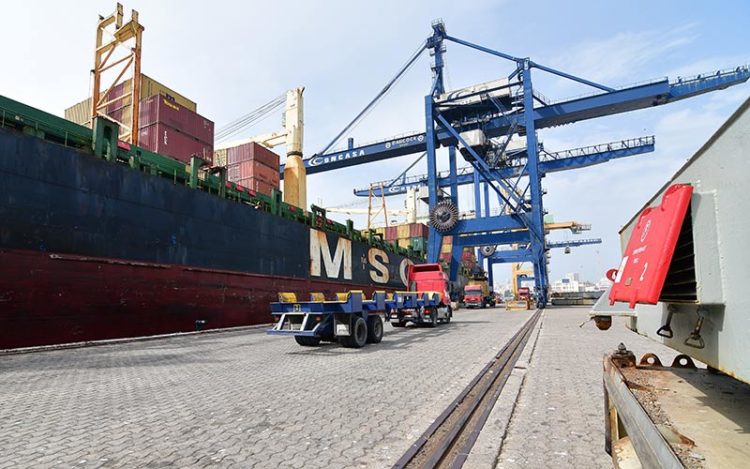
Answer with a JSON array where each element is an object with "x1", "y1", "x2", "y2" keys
[
  {"x1": 496, "y1": 307, "x2": 683, "y2": 469},
  {"x1": 0, "y1": 308, "x2": 531, "y2": 468}
]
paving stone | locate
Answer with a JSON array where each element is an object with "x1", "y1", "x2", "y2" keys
[
  {"x1": 495, "y1": 307, "x2": 682, "y2": 468},
  {"x1": 0, "y1": 308, "x2": 530, "y2": 467}
]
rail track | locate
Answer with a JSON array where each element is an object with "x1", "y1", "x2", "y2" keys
[{"x1": 394, "y1": 308, "x2": 543, "y2": 469}]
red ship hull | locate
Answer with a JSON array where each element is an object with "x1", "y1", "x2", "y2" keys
[{"x1": 1, "y1": 249, "x2": 388, "y2": 349}]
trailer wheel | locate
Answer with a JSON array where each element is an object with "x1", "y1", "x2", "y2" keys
[
  {"x1": 367, "y1": 316, "x2": 384, "y2": 344},
  {"x1": 391, "y1": 313, "x2": 406, "y2": 327},
  {"x1": 294, "y1": 336, "x2": 321, "y2": 347},
  {"x1": 340, "y1": 317, "x2": 368, "y2": 348},
  {"x1": 428, "y1": 308, "x2": 438, "y2": 328}
]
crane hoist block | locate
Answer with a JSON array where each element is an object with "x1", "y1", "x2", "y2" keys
[{"x1": 609, "y1": 183, "x2": 693, "y2": 307}]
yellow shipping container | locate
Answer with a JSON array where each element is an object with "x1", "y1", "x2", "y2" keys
[
  {"x1": 398, "y1": 238, "x2": 411, "y2": 249},
  {"x1": 441, "y1": 235, "x2": 453, "y2": 253},
  {"x1": 397, "y1": 224, "x2": 410, "y2": 239},
  {"x1": 64, "y1": 74, "x2": 197, "y2": 127},
  {"x1": 213, "y1": 148, "x2": 228, "y2": 167},
  {"x1": 64, "y1": 98, "x2": 93, "y2": 126}
]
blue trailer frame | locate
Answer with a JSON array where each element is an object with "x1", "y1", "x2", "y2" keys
[{"x1": 267, "y1": 290, "x2": 449, "y2": 347}]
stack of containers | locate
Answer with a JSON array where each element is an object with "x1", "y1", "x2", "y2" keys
[
  {"x1": 381, "y1": 222, "x2": 430, "y2": 253},
  {"x1": 224, "y1": 142, "x2": 280, "y2": 197},
  {"x1": 64, "y1": 75, "x2": 213, "y2": 164},
  {"x1": 138, "y1": 95, "x2": 214, "y2": 164}
]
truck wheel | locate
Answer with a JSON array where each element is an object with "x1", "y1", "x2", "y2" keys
[
  {"x1": 444, "y1": 305, "x2": 452, "y2": 324},
  {"x1": 367, "y1": 316, "x2": 384, "y2": 343},
  {"x1": 391, "y1": 313, "x2": 406, "y2": 327},
  {"x1": 294, "y1": 336, "x2": 321, "y2": 347},
  {"x1": 340, "y1": 317, "x2": 368, "y2": 348},
  {"x1": 428, "y1": 308, "x2": 438, "y2": 328}
]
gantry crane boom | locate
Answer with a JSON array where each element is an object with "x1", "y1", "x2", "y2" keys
[
  {"x1": 352, "y1": 136, "x2": 655, "y2": 197},
  {"x1": 279, "y1": 67, "x2": 748, "y2": 177}
]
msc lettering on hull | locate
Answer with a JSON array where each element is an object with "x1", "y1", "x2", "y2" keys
[
  {"x1": 310, "y1": 229, "x2": 352, "y2": 280},
  {"x1": 309, "y1": 229, "x2": 411, "y2": 288}
]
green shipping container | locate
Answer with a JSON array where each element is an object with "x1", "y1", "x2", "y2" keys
[{"x1": 411, "y1": 236, "x2": 426, "y2": 252}]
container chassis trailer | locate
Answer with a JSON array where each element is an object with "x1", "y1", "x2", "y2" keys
[{"x1": 267, "y1": 290, "x2": 451, "y2": 348}]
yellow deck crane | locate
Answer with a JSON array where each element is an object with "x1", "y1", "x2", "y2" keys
[{"x1": 215, "y1": 87, "x2": 307, "y2": 210}]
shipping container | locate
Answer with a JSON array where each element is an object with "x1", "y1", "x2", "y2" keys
[
  {"x1": 409, "y1": 223, "x2": 430, "y2": 239},
  {"x1": 64, "y1": 98, "x2": 93, "y2": 126},
  {"x1": 64, "y1": 74, "x2": 197, "y2": 127},
  {"x1": 441, "y1": 235, "x2": 453, "y2": 254},
  {"x1": 102, "y1": 74, "x2": 197, "y2": 113},
  {"x1": 139, "y1": 123, "x2": 213, "y2": 164},
  {"x1": 228, "y1": 160, "x2": 280, "y2": 184},
  {"x1": 397, "y1": 224, "x2": 410, "y2": 240},
  {"x1": 225, "y1": 142, "x2": 280, "y2": 168},
  {"x1": 233, "y1": 177, "x2": 277, "y2": 197},
  {"x1": 397, "y1": 239, "x2": 411, "y2": 249},
  {"x1": 410, "y1": 236, "x2": 426, "y2": 252},
  {"x1": 213, "y1": 148, "x2": 228, "y2": 167},
  {"x1": 139, "y1": 95, "x2": 213, "y2": 144},
  {"x1": 384, "y1": 226, "x2": 399, "y2": 241}
]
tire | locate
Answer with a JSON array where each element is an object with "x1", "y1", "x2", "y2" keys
[
  {"x1": 339, "y1": 317, "x2": 368, "y2": 348},
  {"x1": 367, "y1": 316, "x2": 384, "y2": 344},
  {"x1": 428, "y1": 308, "x2": 438, "y2": 328},
  {"x1": 445, "y1": 305, "x2": 452, "y2": 324},
  {"x1": 294, "y1": 336, "x2": 321, "y2": 347}
]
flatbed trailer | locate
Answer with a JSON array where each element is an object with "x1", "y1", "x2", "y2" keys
[
  {"x1": 267, "y1": 290, "x2": 450, "y2": 348},
  {"x1": 387, "y1": 291, "x2": 452, "y2": 328}
]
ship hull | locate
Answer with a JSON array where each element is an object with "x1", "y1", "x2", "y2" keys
[
  {"x1": 0, "y1": 248, "x2": 390, "y2": 349},
  {"x1": 0, "y1": 117, "x2": 413, "y2": 349}
]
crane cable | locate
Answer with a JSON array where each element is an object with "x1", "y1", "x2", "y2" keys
[
  {"x1": 316, "y1": 40, "x2": 427, "y2": 156},
  {"x1": 214, "y1": 93, "x2": 286, "y2": 142}
]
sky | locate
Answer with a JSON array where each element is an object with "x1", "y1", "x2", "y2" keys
[{"x1": 2, "y1": 0, "x2": 749, "y2": 286}]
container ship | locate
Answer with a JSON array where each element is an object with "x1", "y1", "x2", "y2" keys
[{"x1": 0, "y1": 92, "x2": 424, "y2": 349}]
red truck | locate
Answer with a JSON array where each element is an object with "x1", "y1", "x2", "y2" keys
[
  {"x1": 463, "y1": 281, "x2": 496, "y2": 308},
  {"x1": 391, "y1": 263, "x2": 453, "y2": 327}
]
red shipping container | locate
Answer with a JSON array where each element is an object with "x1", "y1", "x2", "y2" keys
[
  {"x1": 140, "y1": 95, "x2": 214, "y2": 144},
  {"x1": 231, "y1": 160, "x2": 280, "y2": 184},
  {"x1": 409, "y1": 223, "x2": 429, "y2": 238},
  {"x1": 384, "y1": 226, "x2": 399, "y2": 241},
  {"x1": 235, "y1": 177, "x2": 277, "y2": 197},
  {"x1": 226, "y1": 142, "x2": 280, "y2": 168},
  {"x1": 139, "y1": 123, "x2": 213, "y2": 164}
]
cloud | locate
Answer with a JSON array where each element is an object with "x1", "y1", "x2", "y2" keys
[{"x1": 541, "y1": 23, "x2": 700, "y2": 96}]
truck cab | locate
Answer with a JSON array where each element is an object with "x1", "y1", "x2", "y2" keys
[
  {"x1": 408, "y1": 264, "x2": 450, "y2": 306},
  {"x1": 463, "y1": 283, "x2": 496, "y2": 308}
]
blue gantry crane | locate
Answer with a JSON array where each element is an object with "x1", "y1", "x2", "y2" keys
[
  {"x1": 281, "y1": 21, "x2": 749, "y2": 307},
  {"x1": 351, "y1": 136, "x2": 655, "y2": 197}
]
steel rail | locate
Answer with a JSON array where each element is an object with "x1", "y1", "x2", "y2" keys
[{"x1": 394, "y1": 309, "x2": 542, "y2": 469}]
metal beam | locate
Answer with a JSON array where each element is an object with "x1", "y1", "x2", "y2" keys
[
  {"x1": 453, "y1": 231, "x2": 531, "y2": 247},
  {"x1": 353, "y1": 136, "x2": 655, "y2": 197},
  {"x1": 486, "y1": 249, "x2": 535, "y2": 263},
  {"x1": 547, "y1": 238, "x2": 602, "y2": 249},
  {"x1": 284, "y1": 66, "x2": 747, "y2": 177}
]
